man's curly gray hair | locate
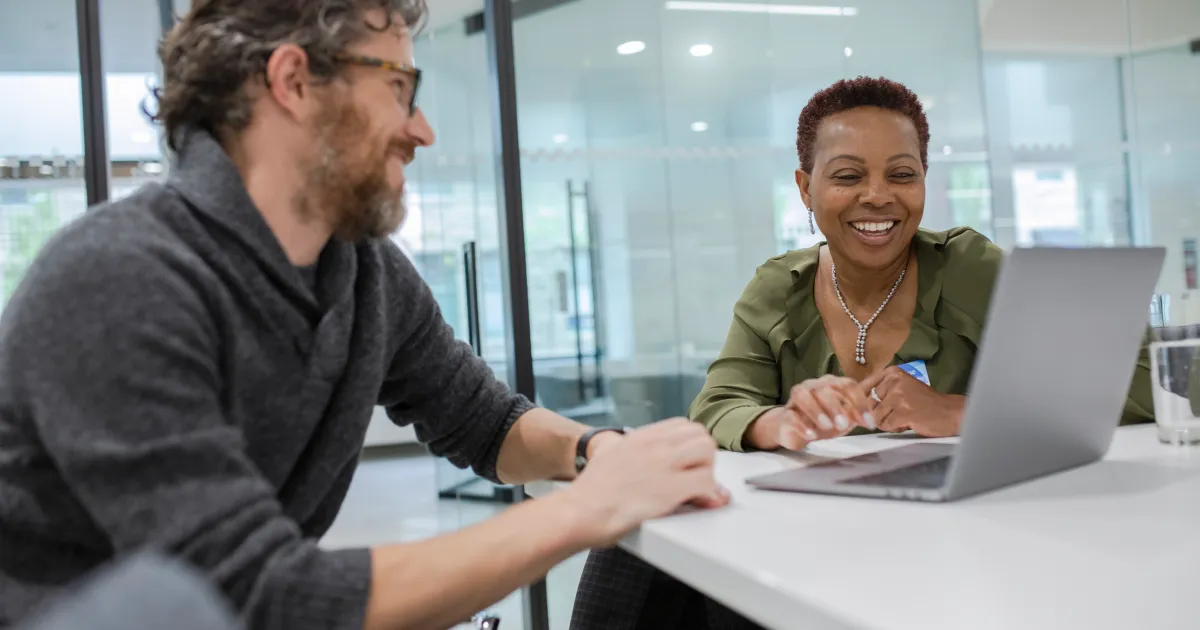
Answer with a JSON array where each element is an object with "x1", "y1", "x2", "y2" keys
[{"x1": 150, "y1": 0, "x2": 427, "y2": 150}]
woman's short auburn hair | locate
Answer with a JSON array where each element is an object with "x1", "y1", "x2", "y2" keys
[{"x1": 795, "y1": 76, "x2": 930, "y2": 174}]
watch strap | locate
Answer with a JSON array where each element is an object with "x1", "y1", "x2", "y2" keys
[{"x1": 574, "y1": 427, "x2": 627, "y2": 473}]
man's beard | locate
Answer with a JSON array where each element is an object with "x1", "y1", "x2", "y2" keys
[{"x1": 298, "y1": 91, "x2": 409, "y2": 241}]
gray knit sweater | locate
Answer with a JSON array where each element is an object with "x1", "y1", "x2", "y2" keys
[{"x1": 0, "y1": 129, "x2": 534, "y2": 629}]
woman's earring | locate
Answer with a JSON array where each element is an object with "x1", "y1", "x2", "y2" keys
[{"x1": 809, "y1": 211, "x2": 816, "y2": 235}]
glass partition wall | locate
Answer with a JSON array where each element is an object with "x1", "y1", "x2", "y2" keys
[
  {"x1": 413, "y1": 1, "x2": 1200, "y2": 628},
  {"x1": 505, "y1": 0, "x2": 992, "y2": 625},
  {"x1": 0, "y1": 1, "x2": 91, "y2": 309},
  {"x1": 7, "y1": 1, "x2": 1198, "y2": 629},
  {"x1": 511, "y1": 0, "x2": 992, "y2": 441},
  {"x1": 408, "y1": 13, "x2": 524, "y2": 506},
  {"x1": 0, "y1": 0, "x2": 169, "y2": 311},
  {"x1": 1125, "y1": 40, "x2": 1200, "y2": 326}
]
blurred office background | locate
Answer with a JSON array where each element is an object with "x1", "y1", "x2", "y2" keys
[{"x1": 2, "y1": 0, "x2": 1199, "y2": 628}]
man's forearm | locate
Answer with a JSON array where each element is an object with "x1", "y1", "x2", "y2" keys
[
  {"x1": 365, "y1": 489, "x2": 593, "y2": 630},
  {"x1": 494, "y1": 407, "x2": 616, "y2": 484}
]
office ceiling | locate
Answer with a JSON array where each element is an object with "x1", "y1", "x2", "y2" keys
[
  {"x1": 1, "y1": 0, "x2": 1196, "y2": 73},
  {"x1": 981, "y1": 0, "x2": 1200, "y2": 54},
  {"x1": 423, "y1": 0, "x2": 1200, "y2": 55}
]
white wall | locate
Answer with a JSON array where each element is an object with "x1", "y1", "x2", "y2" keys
[{"x1": 981, "y1": 0, "x2": 1200, "y2": 54}]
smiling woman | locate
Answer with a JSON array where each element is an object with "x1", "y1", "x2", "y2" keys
[{"x1": 688, "y1": 76, "x2": 1156, "y2": 453}]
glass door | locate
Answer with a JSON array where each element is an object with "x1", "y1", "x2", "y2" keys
[{"x1": 409, "y1": 16, "x2": 521, "y2": 503}]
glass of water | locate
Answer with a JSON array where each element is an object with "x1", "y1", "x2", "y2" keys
[{"x1": 1149, "y1": 324, "x2": 1200, "y2": 445}]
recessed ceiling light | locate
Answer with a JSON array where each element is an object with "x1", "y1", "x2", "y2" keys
[
  {"x1": 665, "y1": 2, "x2": 858, "y2": 16},
  {"x1": 943, "y1": 145, "x2": 953, "y2": 156},
  {"x1": 691, "y1": 121, "x2": 709, "y2": 132},
  {"x1": 553, "y1": 134, "x2": 569, "y2": 144},
  {"x1": 690, "y1": 43, "x2": 714, "y2": 57},
  {"x1": 843, "y1": 47, "x2": 853, "y2": 57},
  {"x1": 920, "y1": 96, "x2": 936, "y2": 110},
  {"x1": 617, "y1": 40, "x2": 646, "y2": 55},
  {"x1": 143, "y1": 162, "x2": 165, "y2": 174}
]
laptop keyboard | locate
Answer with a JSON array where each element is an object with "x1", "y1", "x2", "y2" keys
[{"x1": 841, "y1": 456, "x2": 952, "y2": 489}]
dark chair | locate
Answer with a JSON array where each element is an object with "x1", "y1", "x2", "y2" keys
[{"x1": 570, "y1": 546, "x2": 764, "y2": 630}]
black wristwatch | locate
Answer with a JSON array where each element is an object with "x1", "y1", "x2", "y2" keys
[{"x1": 574, "y1": 426, "x2": 628, "y2": 473}]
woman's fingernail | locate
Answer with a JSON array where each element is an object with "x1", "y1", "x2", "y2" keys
[
  {"x1": 817, "y1": 414, "x2": 834, "y2": 430},
  {"x1": 863, "y1": 413, "x2": 877, "y2": 430},
  {"x1": 835, "y1": 415, "x2": 850, "y2": 431},
  {"x1": 804, "y1": 428, "x2": 818, "y2": 441}
]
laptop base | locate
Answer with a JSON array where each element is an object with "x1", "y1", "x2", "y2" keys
[{"x1": 746, "y1": 442, "x2": 951, "y2": 502}]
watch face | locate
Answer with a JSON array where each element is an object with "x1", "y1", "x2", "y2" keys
[{"x1": 574, "y1": 454, "x2": 588, "y2": 471}]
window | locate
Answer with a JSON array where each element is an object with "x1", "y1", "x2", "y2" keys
[{"x1": 0, "y1": 1, "x2": 89, "y2": 309}]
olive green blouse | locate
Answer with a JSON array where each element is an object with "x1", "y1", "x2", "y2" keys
[{"x1": 690, "y1": 227, "x2": 1155, "y2": 451}]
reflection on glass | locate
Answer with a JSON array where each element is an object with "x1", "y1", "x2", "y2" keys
[
  {"x1": 0, "y1": 1, "x2": 88, "y2": 311},
  {"x1": 101, "y1": 2, "x2": 172, "y2": 199},
  {"x1": 408, "y1": 18, "x2": 522, "y2": 498},
  {"x1": 1126, "y1": 42, "x2": 1200, "y2": 326},
  {"x1": 511, "y1": 0, "x2": 994, "y2": 624},
  {"x1": 400, "y1": 0, "x2": 1199, "y2": 625},
  {"x1": 982, "y1": 54, "x2": 1133, "y2": 249},
  {"x1": 1012, "y1": 165, "x2": 1082, "y2": 245},
  {"x1": 946, "y1": 163, "x2": 993, "y2": 240},
  {"x1": 407, "y1": 16, "x2": 529, "y2": 629}
]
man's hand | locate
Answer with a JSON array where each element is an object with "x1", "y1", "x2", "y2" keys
[
  {"x1": 562, "y1": 418, "x2": 729, "y2": 548},
  {"x1": 860, "y1": 367, "x2": 965, "y2": 437},
  {"x1": 745, "y1": 375, "x2": 875, "y2": 450},
  {"x1": 363, "y1": 419, "x2": 723, "y2": 630}
]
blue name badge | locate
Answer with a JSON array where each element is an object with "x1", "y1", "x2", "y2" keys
[{"x1": 897, "y1": 360, "x2": 931, "y2": 386}]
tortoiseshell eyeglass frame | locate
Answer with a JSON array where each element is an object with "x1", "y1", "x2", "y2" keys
[{"x1": 332, "y1": 52, "x2": 422, "y2": 115}]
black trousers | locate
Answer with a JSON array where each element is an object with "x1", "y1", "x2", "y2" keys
[{"x1": 570, "y1": 546, "x2": 766, "y2": 630}]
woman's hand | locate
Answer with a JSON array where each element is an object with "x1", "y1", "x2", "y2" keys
[
  {"x1": 860, "y1": 367, "x2": 965, "y2": 437},
  {"x1": 746, "y1": 375, "x2": 876, "y2": 450}
]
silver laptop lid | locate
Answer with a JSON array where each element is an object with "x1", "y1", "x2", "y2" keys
[{"x1": 944, "y1": 246, "x2": 1165, "y2": 500}]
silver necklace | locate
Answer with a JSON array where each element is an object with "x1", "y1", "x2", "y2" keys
[{"x1": 831, "y1": 261, "x2": 906, "y2": 365}]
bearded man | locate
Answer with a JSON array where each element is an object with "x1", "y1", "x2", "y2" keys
[{"x1": 0, "y1": 2, "x2": 727, "y2": 629}]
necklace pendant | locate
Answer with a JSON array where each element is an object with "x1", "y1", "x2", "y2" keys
[{"x1": 832, "y1": 260, "x2": 908, "y2": 372}]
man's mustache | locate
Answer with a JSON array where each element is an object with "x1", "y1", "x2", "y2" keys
[{"x1": 388, "y1": 143, "x2": 416, "y2": 165}]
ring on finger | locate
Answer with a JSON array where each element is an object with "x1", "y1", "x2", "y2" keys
[{"x1": 870, "y1": 387, "x2": 882, "y2": 403}]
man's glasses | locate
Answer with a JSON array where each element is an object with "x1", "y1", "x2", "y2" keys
[{"x1": 332, "y1": 53, "x2": 422, "y2": 115}]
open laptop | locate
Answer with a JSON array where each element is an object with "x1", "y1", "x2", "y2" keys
[{"x1": 745, "y1": 246, "x2": 1166, "y2": 502}]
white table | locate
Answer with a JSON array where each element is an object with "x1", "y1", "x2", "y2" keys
[{"x1": 528, "y1": 425, "x2": 1200, "y2": 630}]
